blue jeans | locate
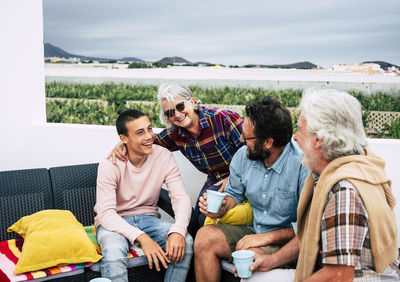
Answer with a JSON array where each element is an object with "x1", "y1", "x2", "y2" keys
[{"x1": 97, "y1": 215, "x2": 193, "y2": 282}]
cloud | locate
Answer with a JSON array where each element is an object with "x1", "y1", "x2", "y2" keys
[{"x1": 43, "y1": 0, "x2": 400, "y2": 67}]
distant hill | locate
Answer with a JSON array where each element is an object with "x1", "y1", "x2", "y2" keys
[
  {"x1": 44, "y1": 44, "x2": 325, "y2": 69},
  {"x1": 157, "y1": 56, "x2": 191, "y2": 64},
  {"x1": 44, "y1": 43, "x2": 82, "y2": 58},
  {"x1": 362, "y1": 61, "x2": 400, "y2": 70},
  {"x1": 263, "y1": 61, "x2": 318, "y2": 69},
  {"x1": 44, "y1": 43, "x2": 114, "y2": 61},
  {"x1": 243, "y1": 61, "x2": 317, "y2": 69},
  {"x1": 45, "y1": 43, "x2": 194, "y2": 64},
  {"x1": 120, "y1": 57, "x2": 144, "y2": 63},
  {"x1": 195, "y1": 61, "x2": 211, "y2": 65}
]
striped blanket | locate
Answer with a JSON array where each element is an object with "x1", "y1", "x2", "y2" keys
[
  {"x1": 0, "y1": 239, "x2": 91, "y2": 281},
  {"x1": 0, "y1": 226, "x2": 144, "y2": 282},
  {"x1": 84, "y1": 225, "x2": 144, "y2": 258}
]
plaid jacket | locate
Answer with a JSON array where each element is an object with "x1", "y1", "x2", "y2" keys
[{"x1": 155, "y1": 106, "x2": 243, "y2": 191}]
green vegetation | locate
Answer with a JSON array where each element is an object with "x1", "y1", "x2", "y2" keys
[
  {"x1": 46, "y1": 99, "x2": 164, "y2": 127},
  {"x1": 45, "y1": 82, "x2": 400, "y2": 138},
  {"x1": 152, "y1": 62, "x2": 169, "y2": 68},
  {"x1": 377, "y1": 118, "x2": 400, "y2": 139},
  {"x1": 127, "y1": 62, "x2": 152, "y2": 69},
  {"x1": 351, "y1": 92, "x2": 400, "y2": 112},
  {"x1": 46, "y1": 83, "x2": 304, "y2": 106},
  {"x1": 47, "y1": 100, "x2": 119, "y2": 125},
  {"x1": 46, "y1": 82, "x2": 158, "y2": 101}
]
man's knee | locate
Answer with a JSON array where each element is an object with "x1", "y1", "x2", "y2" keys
[
  {"x1": 98, "y1": 230, "x2": 129, "y2": 259},
  {"x1": 194, "y1": 225, "x2": 225, "y2": 251}
]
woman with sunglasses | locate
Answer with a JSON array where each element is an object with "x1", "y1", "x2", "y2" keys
[{"x1": 109, "y1": 83, "x2": 244, "y2": 236}]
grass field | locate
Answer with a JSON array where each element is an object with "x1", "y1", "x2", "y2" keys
[{"x1": 45, "y1": 82, "x2": 400, "y2": 138}]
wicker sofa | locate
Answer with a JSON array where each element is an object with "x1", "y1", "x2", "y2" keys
[{"x1": 0, "y1": 163, "x2": 238, "y2": 282}]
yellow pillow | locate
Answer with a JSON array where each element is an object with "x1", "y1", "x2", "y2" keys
[
  {"x1": 204, "y1": 200, "x2": 253, "y2": 226},
  {"x1": 7, "y1": 209, "x2": 102, "y2": 274}
]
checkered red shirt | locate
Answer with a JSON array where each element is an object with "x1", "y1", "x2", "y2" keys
[{"x1": 155, "y1": 106, "x2": 243, "y2": 191}]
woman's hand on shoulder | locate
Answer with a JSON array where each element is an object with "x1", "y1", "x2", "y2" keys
[{"x1": 106, "y1": 142, "x2": 128, "y2": 164}]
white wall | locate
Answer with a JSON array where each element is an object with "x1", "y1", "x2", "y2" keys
[
  {"x1": 0, "y1": 0, "x2": 119, "y2": 170},
  {"x1": 368, "y1": 139, "x2": 400, "y2": 247},
  {"x1": 1, "y1": 0, "x2": 399, "y2": 246},
  {"x1": 1, "y1": 0, "x2": 46, "y2": 171}
]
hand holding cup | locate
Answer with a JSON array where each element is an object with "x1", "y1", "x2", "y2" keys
[
  {"x1": 205, "y1": 190, "x2": 226, "y2": 213},
  {"x1": 232, "y1": 250, "x2": 255, "y2": 278}
]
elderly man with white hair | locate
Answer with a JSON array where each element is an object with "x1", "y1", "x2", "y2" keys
[{"x1": 241, "y1": 88, "x2": 400, "y2": 281}]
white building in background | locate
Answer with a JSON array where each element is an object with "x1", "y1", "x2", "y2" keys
[{"x1": 334, "y1": 63, "x2": 382, "y2": 73}]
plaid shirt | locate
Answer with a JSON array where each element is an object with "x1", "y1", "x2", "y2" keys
[
  {"x1": 318, "y1": 179, "x2": 400, "y2": 281},
  {"x1": 155, "y1": 107, "x2": 243, "y2": 192}
]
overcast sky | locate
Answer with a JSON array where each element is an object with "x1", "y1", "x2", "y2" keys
[{"x1": 43, "y1": 0, "x2": 400, "y2": 68}]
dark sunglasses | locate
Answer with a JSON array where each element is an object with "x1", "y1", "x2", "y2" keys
[{"x1": 164, "y1": 99, "x2": 191, "y2": 118}]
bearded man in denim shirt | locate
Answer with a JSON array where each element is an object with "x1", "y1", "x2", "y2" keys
[{"x1": 194, "y1": 96, "x2": 309, "y2": 282}]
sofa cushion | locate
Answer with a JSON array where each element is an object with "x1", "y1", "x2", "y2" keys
[
  {"x1": 7, "y1": 209, "x2": 102, "y2": 274},
  {"x1": 204, "y1": 200, "x2": 253, "y2": 226}
]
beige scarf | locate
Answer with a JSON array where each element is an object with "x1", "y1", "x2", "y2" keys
[{"x1": 295, "y1": 148, "x2": 398, "y2": 281}]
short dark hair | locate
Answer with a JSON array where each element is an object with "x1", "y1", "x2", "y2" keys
[
  {"x1": 116, "y1": 109, "x2": 146, "y2": 136},
  {"x1": 245, "y1": 96, "x2": 292, "y2": 148}
]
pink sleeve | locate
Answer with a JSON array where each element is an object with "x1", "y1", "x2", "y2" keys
[
  {"x1": 95, "y1": 160, "x2": 144, "y2": 244},
  {"x1": 164, "y1": 154, "x2": 192, "y2": 237}
]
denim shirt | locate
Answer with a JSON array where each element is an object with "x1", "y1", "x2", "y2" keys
[{"x1": 224, "y1": 140, "x2": 309, "y2": 234}]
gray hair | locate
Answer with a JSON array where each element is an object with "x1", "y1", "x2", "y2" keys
[
  {"x1": 300, "y1": 88, "x2": 367, "y2": 161},
  {"x1": 157, "y1": 84, "x2": 201, "y2": 128}
]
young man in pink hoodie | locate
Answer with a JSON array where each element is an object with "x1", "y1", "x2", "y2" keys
[{"x1": 94, "y1": 109, "x2": 193, "y2": 282}]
